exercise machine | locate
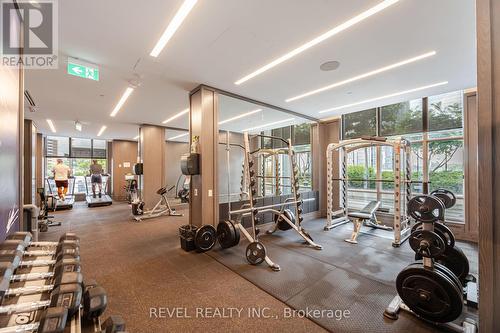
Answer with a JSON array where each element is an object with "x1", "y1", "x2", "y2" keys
[
  {"x1": 85, "y1": 174, "x2": 113, "y2": 207},
  {"x1": 325, "y1": 136, "x2": 414, "y2": 246},
  {"x1": 37, "y1": 188, "x2": 61, "y2": 232},
  {"x1": 131, "y1": 185, "x2": 183, "y2": 222},
  {"x1": 216, "y1": 132, "x2": 321, "y2": 271},
  {"x1": 176, "y1": 175, "x2": 190, "y2": 203},
  {"x1": 123, "y1": 174, "x2": 138, "y2": 204},
  {"x1": 46, "y1": 176, "x2": 76, "y2": 210},
  {"x1": 384, "y1": 189, "x2": 478, "y2": 332}
]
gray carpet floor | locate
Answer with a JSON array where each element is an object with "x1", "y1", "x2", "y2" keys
[{"x1": 207, "y1": 217, "x2": 479, "y2": 333}]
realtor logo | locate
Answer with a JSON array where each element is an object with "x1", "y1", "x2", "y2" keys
[{"x1": 1, "y1": 0, "x2": 58, "y2": 68}]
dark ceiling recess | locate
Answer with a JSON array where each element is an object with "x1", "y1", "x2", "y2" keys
[{"x1": 320, "y1": 60, "x2": 340, "y2": 71}]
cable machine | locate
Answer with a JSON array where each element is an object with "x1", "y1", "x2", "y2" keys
[{"x1": 325, "y1": 136, "x2": 413, "y2": 247}]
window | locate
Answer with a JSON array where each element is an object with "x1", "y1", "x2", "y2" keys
[
  {"x1": 293, "y1": 123, "x2": 311, "y2": 145},
  {"x1": 71, "y1": 138, "x2": 92, "y2": 158},
  {"x1": 295, "y1": 145, "x2": 312, "y2": 192},
  {"x1": 428, "y1": 91, "x2": 463, "y2": 132},
  {"x1": 338, "y1": 90, "x2": 465, "y2": 222},
  {"x1": 346, "y1": 147, "x2": 377, "y2": 210},
  {"x1": 92, "y1": 140, "x2": 107, "y2": 158},
  {"x1": 44, "y1": 137, "x2": 109, "y2": 195},
  {"x1": 46, "y1": 136, "x2": 69, "y2": 157},
  {"x1": 380, "y1": 99, "x2": 423, "y2": 136},
  {"x1": 342, "y1": 108, "x2": 377, "y2": 139}
]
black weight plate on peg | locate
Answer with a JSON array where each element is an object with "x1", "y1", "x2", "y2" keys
[
  {"x1": 434, "y1": 261, "x2": 465, "y2": 293},
  {"x1": 217, "y1": 221, "x2": 236, "y2": 249},
  {"x1": 276, "y1": 209, "x2": 295, "y2": 231},
  {"x1": 408, "y1": 195, "x2": 445, "y2": 223},
  {"x1": 194, "y1": 225, "x2": 217, "y2": 252},
  {"x1": 396, "y1": 262, "x2": 463, "y2": 323},
  {"x1": 231, "y1": 221, "x2": 240, "y2": 247},
  {"x1": 411, "y1": 222, "x2": 455, "y2": 248},
  {"x1": 409, "y1": 230, "x2": 446, "y2": 258},
  {"x1": 246, "y1": 242, "x2": 266, "y2": 265},
  {"x1": 435, "y1": 246, "x2": 470, "y2": 284},
  {"x1": 430, "y1": 189, "x2": 457, "y2": 209}
]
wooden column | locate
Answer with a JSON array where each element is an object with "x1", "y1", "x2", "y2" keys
[
  {"x1": 189, "y1": 86, "x2": 218, "y2": 227},
  {"x1": 476, "y1": 0, "x2": 500, "y2": 331},
  {"x1": 312, "y1": 119, "x2": 340, "y2": 217},
  {"x1": 139, "y1": 125, "x2": 166, "y2": 210},
  {"x1": 35, "y1": 133, "x2": 43, "y2": 207},
  {"x1": 23, "y1": 120, "x2": 36, "y2": 205},
  {"x1": 111, "y1": 140, "x2": 138, "y2": 201}
]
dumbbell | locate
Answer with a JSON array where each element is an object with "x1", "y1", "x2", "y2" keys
[
  {"x1": 101, "y1": 315, "x2": 126, "y2": 333},
  {"x1": 0, "y1": 282, "x2": 82, "y2": 318},
  {"x1": 0, "y1": 306, "x2": 68, "y2": 333},
  {"x1": 6, "y1": 231, "x2": 79, "y2": 247},
  {"x1": 0, "y1": 249, "x2": 80, "y2": 275},
  {"x1": 0, "y1": 238, "x2": 79, "y2": 259},
  {"x1": 0, "y1": 262, "x2": 83, "y2": 300},
  {"x1": 0, "y1": 247, "x2": 80, "y2": 271},
  {"x1": 83, "y1": 279, "x2": 108, "y2": 320}
]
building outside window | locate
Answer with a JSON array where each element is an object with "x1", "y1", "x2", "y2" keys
[
  {"x1": 341, "y1": 90, "x2": 465, "y2": 222},
  {"x1": 44, "y1": 137, "x2": 108, "y2": 195}
]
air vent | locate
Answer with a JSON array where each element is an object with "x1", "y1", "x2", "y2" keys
[{"x1": 24, "y1": 90, "x2": 36, "y2": 106}]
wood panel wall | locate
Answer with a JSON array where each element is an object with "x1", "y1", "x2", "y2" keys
[
  {"x1": 476, "y1": 0, "x2": 500, "y2": 331},
  {"x1": 312, "y1": 119, "x2": 341, "y2": 217},
  {"x1": 140, "y1": 126, "x2": 166, "y2": 209},
  {"x1": 189, "y1": 87, "x2": 218, "y2": 227},
  {"x1": 111, "y1": 140, "x2": 138, "y2": 201}
]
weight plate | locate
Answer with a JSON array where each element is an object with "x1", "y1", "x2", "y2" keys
[
  {"x1": 436, "y1": 246, "x2": 470, "y2": 284},
  {"x1": 245, "y1": 241, "x2": 266, "y2": 265},
  {"x1": 217, "y1": 221, "x2": 236, "y2": 249},
  {"x1": 430, "y1": 189, "x2": 457, "y2": 209},
  {"x1": 408, "y1": 195, "x2": 445, "y2": 223},
  {"x1": 194, "y1": 225, "x2": 217, "y2": 252},
  {"x1": 411, "y1": 222, "x2": 455, "y2": 248},
  {"x1": 232, "y1": 222, "x2": 240, "y2": 247},
  {"x1": 434, "y1": 262, "x2": 464, "y2": 293},
  {"x1": 275, "y1": 209, "x2": 295, "y2": 231},
  {"x1": 409, "y1": 230, "x2": 446, "y2": 258},
  {"x1": 396, "y1": 263, "x2": 463, "y2": 323}
]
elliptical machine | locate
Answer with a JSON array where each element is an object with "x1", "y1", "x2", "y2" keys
[{"x1": 385, "y1": 189, "x2": 477, "y2": 332}]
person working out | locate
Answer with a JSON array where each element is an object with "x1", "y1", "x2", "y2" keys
[
  {"x1": 52, "y1": 159, "x2": 71, "y2": 201},
  {"x1": 90, "y1": 160, "x2": 104, "y2": 198}
]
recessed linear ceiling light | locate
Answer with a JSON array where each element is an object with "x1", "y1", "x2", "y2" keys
[
  {"x1": 97, "y1": 125, "x2": 107, "y2": 137},
  {"x1": 287, "y1": 50, "x2": 437, "y2": 102},
  {"x1": 46, "y1": 119, "x2": 56, "y2": 133},
  {"x1": 243, "y1": 118, "x2": 295, "y2": 132},
  {"x1": 168, "y1": 132, "x2": 189, "y2": 140},
  {"x1": 110, "y1": 87, "x2": 134, "y2": 117},
  {"x1": 163, "y1": 108, "x2": 189, "y2": 124},
  {"x1": 219, "y1": 109, "x2": 263, "y2": 125},
  {"x1": 318, "y1": 81, "x2": 448, "y2": 114},
  {"x1": 150, "y1": 0, "x2": 198, "y2": 57},
  {"x1": 234, "y1": 0, "x2": 400, "y2": 85}
]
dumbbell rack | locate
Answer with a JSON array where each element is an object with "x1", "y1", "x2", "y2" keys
[
  {"x1": 384, "y1": 194, "x2": 477, "y2": 333},
  {"x1": 0, "y1": 232, "x2": 126, "y2": 333}
]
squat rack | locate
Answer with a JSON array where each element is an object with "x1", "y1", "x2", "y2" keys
[{"x1": 325, "y1": 136, "x2": 413, "y2": 247}]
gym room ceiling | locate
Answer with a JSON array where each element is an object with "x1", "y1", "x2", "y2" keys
[{"x1": 24, "y1": 0, "x2": 476, "y2": 140}]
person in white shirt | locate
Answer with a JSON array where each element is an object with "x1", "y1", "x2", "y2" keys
[{"x1": 52, "y1": 159, "x2": 71, "y2": 200}]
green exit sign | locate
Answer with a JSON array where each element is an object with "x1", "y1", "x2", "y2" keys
[{"x1": 67, "y1": 58, "x2": 99, "y2": 81}]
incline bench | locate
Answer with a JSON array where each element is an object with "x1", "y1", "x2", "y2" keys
[{"x1": 345, "y1": 201, "x2": 393, "y2": 244}]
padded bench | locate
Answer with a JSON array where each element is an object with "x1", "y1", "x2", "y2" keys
[{"x1": 345, "y1": 200, "x2": 392, "y2": 244}]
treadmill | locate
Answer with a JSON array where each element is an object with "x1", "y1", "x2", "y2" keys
[
  {"x1": 46, "y1": 176, "x2": 76, "y2": 210},
  {"x1": 85, "y1": 174, "x2": 113, "y2": 207}
]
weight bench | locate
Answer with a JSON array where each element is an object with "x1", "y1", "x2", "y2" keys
[{"x1": 345, "y1": 200, "x2": 392, "y2": 244}]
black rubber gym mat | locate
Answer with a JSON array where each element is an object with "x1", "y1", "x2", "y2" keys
[{"x1": 207, "y1": 218, "x2": 477, "y2": 332}]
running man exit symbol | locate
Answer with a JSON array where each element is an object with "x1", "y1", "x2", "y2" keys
[{"x1": 67, "y1": 57, "x2": 99, "y2": 81}]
